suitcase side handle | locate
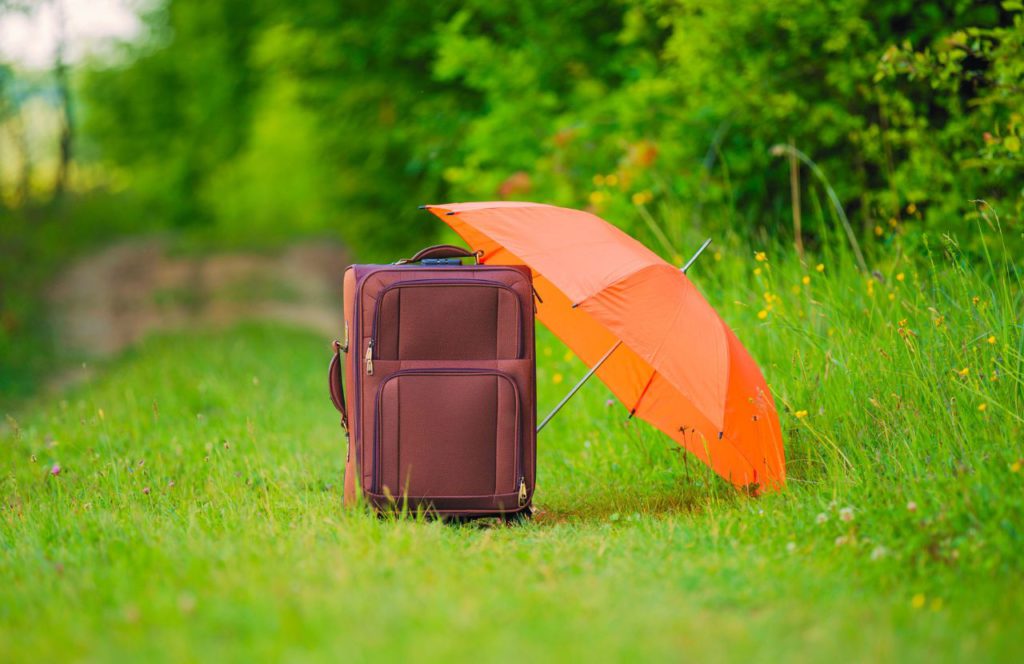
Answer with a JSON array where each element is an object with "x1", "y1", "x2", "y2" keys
[
  {"x1": 329, "y1": 340, "x2": 349, "y2": 434},
  {"x1": 396, "y1": 244, "x2": 480, "y2": 265}
]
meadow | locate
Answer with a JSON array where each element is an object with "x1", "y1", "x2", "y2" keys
[{"x1": 2, "y1": 205, "x2": 1021, "y2": 662}]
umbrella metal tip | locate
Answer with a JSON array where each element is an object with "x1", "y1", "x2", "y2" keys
[
  {"x1": 417, "y1": 205, "x2": 428, "y2": 210},
  {"x1": 446, "y1": 211, "x2": 457, "y2": 216}
]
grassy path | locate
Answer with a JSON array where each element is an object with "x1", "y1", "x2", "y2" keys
[
  {"x1": 1, "y1": 322, "x2": 1020, "y2": 662},
  {"x1": 3, "y1": 229, "x2": 1023, "y2": 661}
]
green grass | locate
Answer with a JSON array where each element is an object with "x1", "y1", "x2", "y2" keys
[{"x1": 2, "y1": 221, "x2": 1023, "y2": 662}]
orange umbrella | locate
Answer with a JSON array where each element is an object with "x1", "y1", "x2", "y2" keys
[{"x1": 423, "y1": 201, "x2": 785, "y2": 493}]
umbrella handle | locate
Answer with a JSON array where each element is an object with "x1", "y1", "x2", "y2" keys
[{"x1": 681, "y1": 238, "x2": 712, "y2": 274}]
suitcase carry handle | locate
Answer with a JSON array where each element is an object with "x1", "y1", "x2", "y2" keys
[
  {"x1": 396, "y1": 244, "x2": 480, "y2": 265},
  {"x1": 328, "y1": 339, "x2": 348, "y2": 434}
]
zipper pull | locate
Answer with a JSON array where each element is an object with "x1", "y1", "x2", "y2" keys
[
  {"x1": 531, "y1": 285, "x2": 543, "y2": 315},
  {"x1": 365, "y1": 339, "x2": 374, "y2": 375},
  {"x1": 341, "y1": 321, "x2": 349, "y2": 353},
  {"x1": 518, "y1": 477, "x2": 528, "y2": 507}
]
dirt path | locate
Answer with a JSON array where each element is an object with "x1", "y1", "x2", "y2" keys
[{"x1": 46, "y1": 237, "x2": 350, "y2": 387}]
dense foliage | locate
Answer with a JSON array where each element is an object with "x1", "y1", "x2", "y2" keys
[
  {"x1": 73, "y1": 1, "x2": 1023, "y2": 259},
  {"x1": 2, "y1": 1, "x2": 1023, "y2": 399}
]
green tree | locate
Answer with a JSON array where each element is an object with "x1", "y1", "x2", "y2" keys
[{"x1": 82, "y1": 0, "x2": 264, "y2": 226}]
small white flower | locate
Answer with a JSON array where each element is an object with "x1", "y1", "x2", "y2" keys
[
  {"x1": 816, "y1": 512, "x2": 828, "y2": 525},
  {"x1": 870, "y1": 546, "x2": 888, "y2": 561},
  {"x1": 786, "y1": 542, "x2": 797, "y2": 553},
  {"x1": 907, "y1": 501, "x2": 917, "y2": 513},
  {"x1": 835, "y1": 535, "x2": 849, "y2": 547},
  {"x1": 839, "y1": 507, "x2": 854, "y2": 522}
]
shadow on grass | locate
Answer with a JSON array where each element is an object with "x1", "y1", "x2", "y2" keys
[{"x1": 357, "y1": 483, "x2": 731, "y2": 530}]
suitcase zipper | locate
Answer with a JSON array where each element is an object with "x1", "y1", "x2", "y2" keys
[
  {"x1": 369, "y1": 279, "x2": 525, "y2": 361},
  {"x1": 372, "y1": 368, "x2": 524, "y2": 497}
]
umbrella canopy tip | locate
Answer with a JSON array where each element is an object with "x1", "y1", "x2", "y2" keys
[
  {"x1": 417, "y1": 205, "x2": 428, "y2": 210},
  {"x1": 446, "y1": 211, "x2": 457, "y2": 216}
]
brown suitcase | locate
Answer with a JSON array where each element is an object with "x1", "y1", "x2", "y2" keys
[{"x1": 329, "y1": 244, "x2": 536, "y2": 518}]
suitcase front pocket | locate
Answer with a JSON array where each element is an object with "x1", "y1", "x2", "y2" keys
[
  {"x1": 369, "y1": 280, "x2": 523, "y2": 364},
  {"x1": 373, "y1": 370, "x2": 522, "y2": 501}
]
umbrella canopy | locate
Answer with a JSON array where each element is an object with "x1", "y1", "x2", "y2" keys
[{"x1": 423, "y1": 201, "x2": 785, "y2": 493}]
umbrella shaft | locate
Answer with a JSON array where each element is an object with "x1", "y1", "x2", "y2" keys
[
  {"x1": 537, "y1": 340, "x2": 622, "y2": 433},
  {"x1": 681, "y1": 238, "x2": 712, "y2": 274}
]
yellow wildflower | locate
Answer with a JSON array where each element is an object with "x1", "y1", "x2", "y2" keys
[
  {"x1": 588, "y1": 191, "x2": 606, "y2": 206},
  {"x1": 755, "y1": 251, "x2": 767, "y2": 262},
  {"x1": 757, "y1": 310, "x2": 768, "y2": 320},
  {"x1": 754, "y1": 268, "x2": 763, "y2": 276},
  {"x1": 794, "y1": 410, "x2": 808, "y2": 419},
  {"x1": 605, "y1": 173, "x2": 619, "y2": 187},
  {"x1": 815, "y1": 263, "x2": 825, "y2": 272},
  {"x1": 978, "y1": 403, "x2": 987, "y2": 412},
  {"x1": 888, "y1": 293, "x2": 896, "y2": 301},
  {"x1": 874, "y1": 225, "x2": 884, "y2": 237},
  {"x1": 907, "y1": 203, "x2": 917, "y2": 214},
  {"x1": 987, "y1": 335, "x2": 996, "y2": 344},
  {"x1": 957, "y1": 367, "x2": 969, "y2": 377},
  {"x1": 563, "y1": 350, "x2": 574, "y2": 362},
  {"x1": 802, "y1": 275, "x2": 811, "y2": 285},
  {"x1": 1011, "y1": 460, "x2": 1021, "y2": 473},
  {"x1": 896, "y1": 272, "x2": 905, "y2": 282},
  {"x1": 714, "y1": 251, "x2": 722, "y2": 262},
  {"x1": 631, "y1": 190, "x2": 653, "y2": 206},
  {"x1": 911, "y1": 594, "x2": 926, "y2": 609},
  {"x1": 592, "y1": 174, "x2": 605, "y2": 186},
  {"x1": 552, "y1": 373, "x2": 564, "y2": 385}
]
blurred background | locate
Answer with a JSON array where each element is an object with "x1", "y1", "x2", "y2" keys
[{"x1": 1, "y1": 0, "x2": 1021, "y2": 403}]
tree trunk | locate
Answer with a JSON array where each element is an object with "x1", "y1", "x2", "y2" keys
[
  {"x1": 15, "y1": 115, "x2": 32, "y2": 205},
  {"x1": 51, "y1": 0, "x2": 72, "y2": 203}
]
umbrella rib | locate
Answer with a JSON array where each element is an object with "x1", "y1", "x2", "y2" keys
[{"x1": 627, "y1": 369, "x2": 658, "y2": 417}]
